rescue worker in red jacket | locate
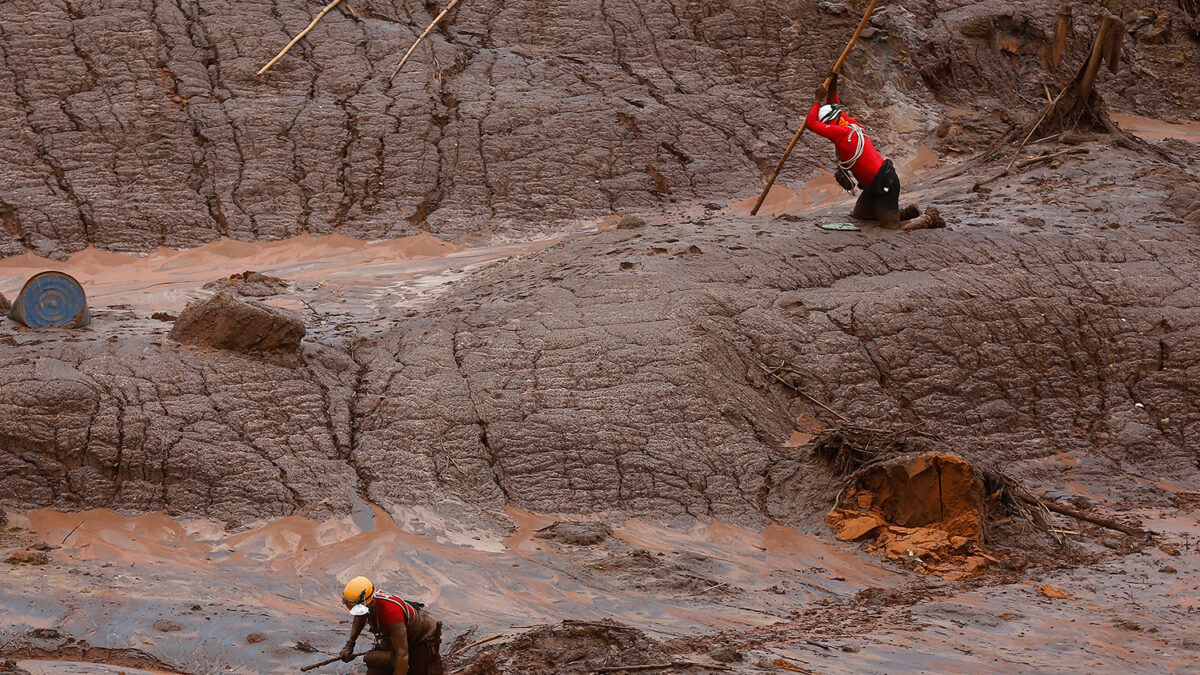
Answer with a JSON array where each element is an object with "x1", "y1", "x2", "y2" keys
[
  {"x1": 806, "y1": 74, "x2": 935, "y2": 230},
  {"x1": 339, "y1": 577, "x2": 444, "y2": 675}
]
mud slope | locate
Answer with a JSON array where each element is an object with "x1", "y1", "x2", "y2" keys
[
  {"x1": 1, "y1": 0, "x2": 1198, "y2": 258},
  {"x1": 2, "y1": 139, "x2": 1198, "y2": 525}
]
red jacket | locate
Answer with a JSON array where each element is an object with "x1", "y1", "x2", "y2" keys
[
  {"x1": 805, "y1": 92, "x2": 884, "y2": 187},
  {"x1": 369, "y1": 592, "x2": 420, "y2": 633}
]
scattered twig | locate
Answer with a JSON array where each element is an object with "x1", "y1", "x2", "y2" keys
[
  {"x1": 681, "y1": 581, "x2": 728, "y2": 598},
  {"x1": 1019, "y1": 495, "x2": 1147, "y2": 536},
  {"x1": 300, "y1": 299, "x2": 324, "y2": 322},
  {"x1": 1003, "y1": 84, "x2": 1070, "y2": 172},
  {"x1": 1029, "y1": 132, "x2": 1064, "y2": 145},
  {"x1": 61, "y1": 520, "x2": 85, "y2": 545},
  {"x1": 341, "y1": 1, "x2": 358, "y2": 19},
  {"x1": 258, "y1": 0, "x2": 344, "y2": 76},
  {"x1": 447, "y1": 633, "x2": 503, "y2": 657},
  {"x1": 973, "y1": 147, "x2": 1088, "y2": 189},
  {"x1": 389, "y1": 0, "x2": 465, "y2": 80}
]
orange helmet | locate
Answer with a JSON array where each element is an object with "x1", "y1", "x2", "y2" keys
[{"x1": 342, "y1": 576, "x2": 374, "y2": 616}]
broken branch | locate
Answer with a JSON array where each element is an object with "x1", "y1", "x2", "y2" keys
[
  {"x1": 447, "y1": 633, "x2": 504, "y2": 656},
  {"x1": 1019, "y1": 495, "x2": 1146, "y2": 536},
  {"x1": 389, "y1": 0, "x2": 465, "y2": 80},
  {"x1": 257, "y1": 0, "x2": 344, "y2": 76}
]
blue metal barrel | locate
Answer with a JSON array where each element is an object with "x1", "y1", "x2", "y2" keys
[{"x1": 8, "y1": 271, "x2": 91, "y2": 328}]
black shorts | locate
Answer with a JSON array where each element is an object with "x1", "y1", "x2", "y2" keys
[{"x1": 853, "y1": 159, "x2": 900, "y2": 221}]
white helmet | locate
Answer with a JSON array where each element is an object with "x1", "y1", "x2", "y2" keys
[{"x1": 818, "y1": 104, "x2": 844, "y2": 123}]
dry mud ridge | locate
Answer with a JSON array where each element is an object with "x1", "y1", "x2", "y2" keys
[
  {"x1": 0, "y1": 0, "x2": 1197, "y2": 259},
  {"x1": 1, "y1": 0, "x2": 1200, "y2": 673}
]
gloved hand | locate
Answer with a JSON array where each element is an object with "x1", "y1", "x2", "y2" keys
[
  {"x1": 813, "y1": 83, "x2": 828, "y2": 101},
  {"x1": 339, "y1": 645, "x2": 356, "y2": 662},
  {"x1": 828, "y1": 72, "x2": 839, "y2": 97}
]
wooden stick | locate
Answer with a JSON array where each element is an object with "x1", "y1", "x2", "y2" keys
[
  {"x1": 749, "y1": 0, "x2": 881, "y2": 216},
  {"x1": 300, "y1": 650, "x2": 367, "y2": 672},
  {"x1": 757, "y1": 363, "x2": 850, "y2": 423},
  {"x1": 447, "y1": 633, "x2": 503, "y2": 656},
  {"x1": 389, "y1": 0, "x2": 465, "y2": 81},
  {"x1": 1019, "y1": 495, "x2": 1146, "y2": 536},
  {"x1": 61, "y1": 520, "x2": 85, "y2": 545},
  {"x1": 258, "y1": 0, "x2": 344, "y2": 76}
]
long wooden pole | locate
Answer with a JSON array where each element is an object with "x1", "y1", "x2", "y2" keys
[
  {"x1": 257, "y1": 0, "x2": 344, "y2": 76},
  {"x1": 389, "y1": 0, "x2": 465, "y2": 81},
  {"x1": 749, "y1": 0, "x2": 880, "y2": 216}
]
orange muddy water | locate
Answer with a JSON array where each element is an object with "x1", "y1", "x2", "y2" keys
[
  {"x1": 5, "y1": 498, "x2": 1197, "y2": 674},
  {"x1": 0, "y1": 232, "x2": 563, "y2": 319}
]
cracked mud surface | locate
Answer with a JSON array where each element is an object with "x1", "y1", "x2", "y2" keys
[
  {"x1": 3, "y1": 140, "x2": 1198, "y2": 525},
  {"x1": 1, "y1": 0, "x2": 1197, "y2": 259},
  {"x1": 1, "y1": 0, "x2": 1199, "y2": 672}
]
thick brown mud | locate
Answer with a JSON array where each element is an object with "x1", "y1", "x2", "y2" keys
[{"x1": 2, "y1": 0, "x2": 1200, "y2": 672}]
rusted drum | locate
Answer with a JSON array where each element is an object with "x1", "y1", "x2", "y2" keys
[{"x1": 9, "y1": 271, "x2": 91, "y2": 328}]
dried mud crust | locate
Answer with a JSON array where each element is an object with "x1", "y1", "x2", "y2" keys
[
  {"x1": 0, "y1": 142, "x2": 1198, "y2": 525},
  {"x1": 451, "y1": 621, "x2": 673, "y2": 675},
  {"x1": 0, "y1": 0, "x2": 1198, "y2": 259}
]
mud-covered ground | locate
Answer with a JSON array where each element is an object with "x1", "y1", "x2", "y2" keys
[
  {"x1": 3, "y1": 121, "x2": 1199, "y2": 672},
  {"x1": 2, "y1": 0, "x2": 1200, "y2": 672}
]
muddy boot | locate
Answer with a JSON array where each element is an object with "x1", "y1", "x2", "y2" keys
[
  {"x1": 901, "y1": 207, "x2": 947, "y2": 232},
  {"x1": 879, "y1": 210, "x2": 901, "y2": 230},
  {"x1": 899, "y1": 203, "x2": 921, "y2": 221}
]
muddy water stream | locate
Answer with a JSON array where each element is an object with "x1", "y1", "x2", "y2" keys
[{"x1": 0, "y1": 232, "x2": 565, "y2": 322}]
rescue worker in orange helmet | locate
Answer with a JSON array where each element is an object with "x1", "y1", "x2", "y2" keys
[{"x1": 339, "y1": 576, "x2": 445, "y2": 675}]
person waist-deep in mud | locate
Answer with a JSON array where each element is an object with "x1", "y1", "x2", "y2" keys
[
  {"x1": 805, "y1": 74, "x2": 943, "y2": 231},
  {"x1": 339, "y1": 576, "x2": 445, "y2": 675}
]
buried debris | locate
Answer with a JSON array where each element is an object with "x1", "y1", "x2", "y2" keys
[
  {"x1": 169, "y1": 291, "x2": 306, "y2": 354},
  {"x1": 8, "y1": 271, "x2": 90, "y2": 328},
  {"x1": 202, "y1": 270, "x2": 291, "y2": 297},
  {"x1": 812, "y1": 425, "x2": 1146, "y2": 579}
]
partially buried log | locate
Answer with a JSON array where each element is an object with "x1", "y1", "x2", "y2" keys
[{"x1": 1049, "y1": 3, "x2": 1072, "y2": 70}]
